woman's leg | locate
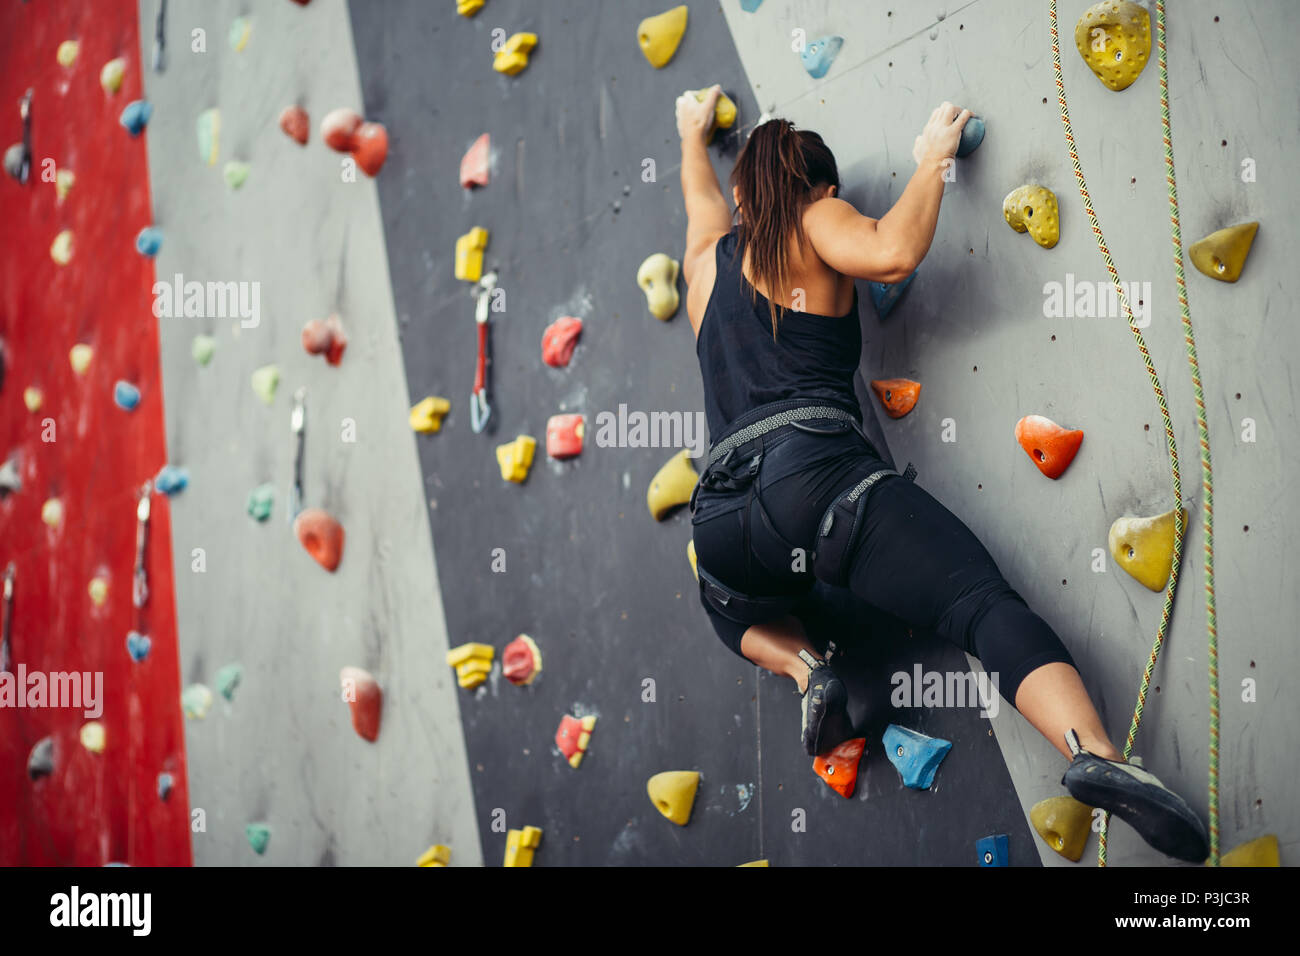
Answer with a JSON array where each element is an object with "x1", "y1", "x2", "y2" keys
[
  {"x1": 738, "y1": 615, "x2": 818, "y2": 692},
  {"x1": 1015, "y1": 662, "x2": 1121, "y2": 761}
]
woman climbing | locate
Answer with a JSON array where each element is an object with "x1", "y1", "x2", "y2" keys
[{"x1": 675, "y1": 87, "x2": 1209, "y2": 863}]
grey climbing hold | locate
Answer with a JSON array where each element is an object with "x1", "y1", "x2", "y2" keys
[
  {"x1": 28, "y1": 736, "x2": 54, "y2": 780},
  {"x1": 957, "y1": 115, "x2": 985, "y2": 158}
]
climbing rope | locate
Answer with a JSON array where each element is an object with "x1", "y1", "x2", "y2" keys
[{"x1": 1049, "y1": 0, "x2": 1218, "y2": 866}]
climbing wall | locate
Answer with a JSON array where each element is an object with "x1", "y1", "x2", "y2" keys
[
  {"x1": 0, "y1": 0, "x2": 190, "y2": 865},
  {"x1": 133, "y1": 0, "x2": 481, "y2": 865},
  {"x1": 720, "y1": 0, "x2": 1299, "y2": 865}
]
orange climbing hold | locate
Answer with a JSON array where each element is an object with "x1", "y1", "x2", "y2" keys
[
  {"x1": 352, "y1": 122, "x2": 388, "y2": 177},
  {"x1": 813, "y1": 737, "x2": 866, "y2": 799},
  {"x1": 460, "y1": 133, "x2": 490, "y2": 188},
  {"x1": 339, "y1": 666, "x2": 382, "y2": 742},
  {"x1": 546, "y1": 414, "x2": 585, "y2": 459},
  {"x1": 1015, "y1": 415, "x2": 1084, "y2": 479},
  {"x1": 279, "y1": 105, "x2": 309, "y2": 145},
  {"x1": 870, "y1": 378, "x2": 921, "y2": 419},
  {"x1": 294, "y1": 508, "x2": 344, "y2": 572},
  {"x1": 555, "y1": 714, "x2": 596, "y2": 768},
  {"x1": 541, "y1": 316, "x2": 582, "y2": 368},
  {"x1": 321, "y1": 108, "x2": 363, "y2": 151},
  {"x1": 301, "y1": 314, "x2": 347, "y2": 365}
]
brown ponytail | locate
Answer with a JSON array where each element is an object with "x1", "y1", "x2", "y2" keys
[{"x1": 729, "y1": 120, "x2": 840, "y2": 338}]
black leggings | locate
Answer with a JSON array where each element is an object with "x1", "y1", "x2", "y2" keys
[{"x1": 692, "y1": 427, "x2": 1075, "y2": 706}]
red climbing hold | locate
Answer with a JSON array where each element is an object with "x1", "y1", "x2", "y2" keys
[
  {"x1": 546, "y1": 414, "x2": 585, "y2": 459},
  {"x1": 870, "y1": 379, "x2": 921, "y2": 419},
  {"x1": 502, "y1": 634, "x2": 542, "y2": 685},
  {"x1": 1015, "y1": 415, "x2": 1084, "y2": 480},
  {"x1": 541, "y1": 316, "x2": 583, "y2": 368},
  {"x1": 460, "y1": 133, "x2": 490, "y2": 188},
  {"x1": 294, "y1": 508, "x2": 344, "y2": 572},
  {"x1": 321, "y1": 108, "x2": 363, "y2": 152},
  {"x1": 301, "y1": 314, "x2": 347, "y2": 366},
  {"x1": 339, "y1": 666, "x2": 382, "y2": 742},
  {"x1": 813, "y1": 737, "x2": 866, "y2": 798},
  {"x1": 352, "y1": 122, "x2": 388, "y2": 177},
  {"x1": 279, "y1": 105, "x2": 309, "y2": 145}
]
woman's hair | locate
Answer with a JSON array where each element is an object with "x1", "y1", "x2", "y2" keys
[{"x1": 729, "y1": 119, "x2": 840, "y2": 337}]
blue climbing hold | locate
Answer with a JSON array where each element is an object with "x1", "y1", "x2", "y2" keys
[
  {"x1": 883, "y1": 723, "x2": 952, "y2": 789},
  {"x1": 126, "y1": 630, "x2": 151, "y2": 662},
  {"x1": 740, "y1": 0, "x2": 765, "y2": 10},
  {"x1": 155, "y1": 464, "x2": 189, "y2": 495},
  {"x1": 800, "y1": 35, "x2": 843, "y2": 79},
  {"x1": 114, "y1": 380, "x2": 141, "y2": 411},
  {"x1": 977, "y1": 834, "x2": 1009, "y2": 867},
  {"x1": 957, "y1": 115, "x2": 985, "y2": 158},
  {"x1": 869, "y1": 269, "x2": 917, "y2": 319},
  {"x1": 120, "y1": 99, "x2": 153, "y2": 136},
  {"x1": 157, "y1": 772, "x2": 174, "y2": 801},
  {"x1": 136, "y1": 226, "x2": 163, "y2": 258}
]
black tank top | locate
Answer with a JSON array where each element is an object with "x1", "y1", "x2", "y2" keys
[{"x1": 696, "y1": 226, "x2": 863, "y2": 440}]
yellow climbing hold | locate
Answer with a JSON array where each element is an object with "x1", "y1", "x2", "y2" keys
[
  {"x1": 410, "y1": 396, "x2": 451, "y2": 433},
  {"x1": 1030, "y1": 796, "x2": 1094, "y2": 862},
  {"x1": 637, "y1": 253, "x2": 680, "y2": 320},
  {"x1": 88, "y1": 576, "x2": 108, "y2": 605},
  {"x1": 100, "y1": 57, "x2": 126, "y2": 94},
  {"x1": 496, "y1": 435, "x2": 536, "y2": 484},
  {"x1": 23, "y1": 387, "x2": 42, "y2": 412},
  {"x1": 69, "y1": 344, "x2": 93, "y2": 375},
  {"x1": 687, "y1": 539, "x2": 698, "y2": 581},
  {"x1": 56, "y1": 40, "x2": 80, "y2": 67},
  {"x1": 1003, "y1": 185, "x2": 1059, "y2": 249},
  {"x1": 417, "y1": 844, "x2": 452, "y2": 867},
  {"x1": 493, "y1": 33, "x2": 537, "y2": 76},
  {"x1": 41, "y1": 498, "x2": 64, "y2": 528},
  {"x1": 80, "y1": 721, "x2": 106, "y2": 754},
  {"x1": 1108, "y1": 507, "x2": 1186, "y2": 592},
  {"x1": 647, "y1": 770, "x2": 700, "y2": 826},
  {"x1": 50, "y1": 230, "x2": 74, "y2": 265},
  {"x1": 738, "y1": 859, "x2": 770, "y2": 867},
  {"x1": 647, "y1": 450, "x2": 698, "y2": 520},
  {"x1": 1189, "y1": 222, "x2": 1259, "y2": 283},
  {"x1": 447, "y1": 642, "x2": 495, "y2": 689},
  {"x1": 456, "y1": 0, "x2": 485, "y2": 16},
  {"x1": 1074, "y1": 0, "x2": 1151, "y2": 92},
  {"x1": 503, "y1": 826, "x2": 543, "y2": 867},
  {"x1": 55, "y1": 169, "x2": 75, "y2": 202},
  {"x1": 1220, "y1": 834, "x2": 1280, "y2": 868},
  {"x1": 687, "y1": 87, "x2": 738, "y2": 141},
  {"x1": 638, "y1": 6, "x2": 688, "y2": 69},
  {"x1": 455, "y1": 226, "x2": 489, "y2": 282}
]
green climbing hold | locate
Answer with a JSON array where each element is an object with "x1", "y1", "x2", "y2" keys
[
  {"x1": 247, "y1": 483, "x2": 274, "y2": 521},
  {"x1": 223, "y1": 161, "x2": 250, "y2": 190},
  {"x1": 229, "y1": 16, "x2": 252, "y2": 52},
  {"x1": 1189, "y1": 221, "x2": 1258, "y2": 283},
  {"x1": 215, "y1": 663, "x2": 242, "y2": 701},
  {"x1": 196, "y1": 108, "x2": 220, "y2": 166},
  {"x1": 191, "y1": 335, "x2": 215, "y2": 366},
  {"x1": 181, "y1": 683, "x2": 214, "y2": 719},
  {"x1": 246, "y1": 822, "x2": 271, "y2": 855},
  {"x1": 251, "y1": 365, "x2": 279, "y2": 405}
]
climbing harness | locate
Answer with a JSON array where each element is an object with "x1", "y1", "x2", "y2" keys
[
  {"x1": 1050, "y1": 0, "x2": 1219, "y2": 865},
  {"x1": 471, "y1": 271, "x2": 496, "y2": 433}
]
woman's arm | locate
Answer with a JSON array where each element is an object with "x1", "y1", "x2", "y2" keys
[
  {"x1": 805, "y1": 102, "x2": 971, "y2": 283},
  {"x1": 677, "y1": 86, "x2": 732, "y2": 286}
]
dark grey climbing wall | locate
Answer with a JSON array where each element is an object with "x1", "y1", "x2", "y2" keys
[
  {"x1": 352, "y1": 0, "x2": 1037, "y2": 865},
  {"x1": 722, "y1": 0, "x2": 1300, "y2": 865}
]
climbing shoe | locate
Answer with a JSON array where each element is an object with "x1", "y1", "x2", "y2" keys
[
  {"x1": 1061, "y1": 729, "x2": 1209, "y2": 863},
  {"x1": 799, "y1": 650, "x2": 852, "y2": 756}
]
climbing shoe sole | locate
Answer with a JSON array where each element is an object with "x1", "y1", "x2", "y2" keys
[{"x1": 801, "y1": 665, "x2": 853, "y2": 757}]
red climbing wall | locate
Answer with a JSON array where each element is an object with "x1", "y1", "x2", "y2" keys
[{"x1": 0, "y1": 0, "x2": 191, "y2": 865}]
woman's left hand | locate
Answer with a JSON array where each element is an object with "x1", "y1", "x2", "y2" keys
[{"x1": 676, "y1": 85, "x2": 720, "y2": 144}]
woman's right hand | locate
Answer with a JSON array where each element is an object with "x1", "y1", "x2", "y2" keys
[{"x1": 912, "y1": 102, "x2": 973, "y2": 165}]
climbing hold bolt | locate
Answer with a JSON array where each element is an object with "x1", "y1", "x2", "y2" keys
[
  {"x1": 80, "y1": 721, "x2": 106, "y2": 754},
  {"x1": 638, "y1": 6, "x2": 688, "y2": 69},
  {"x1": 503, "y1": 826, "x2": 542, "y2": 867},
  {"x1": 119, "y1": 100, "x2": 152, "y2": 136},
  {"x1": 813, "y1": 737, "x2": 867, "y2": 799},
  {"x1": 135, "y1": 226, "x2": 163, "y2": 257},
  {"x1": 1015, "y1": 415, "x2": 1084, "y2": 480},
  {"x1": 191, "y1": 335, "x2": 215, "y2": 367},
  {"x1": 1003, "y1": 185, "x2": 1059, "y2": 249},
  {"x1": 502, "y1": 634, "x2": 542, "y2": 685},
  {"x1": 410, "y1": 396, "x2": 451, "y2": 433},
  {"x1": 57, "y1": 40, "x2": 80, "y2": 67},
  {"x1": 647, "y1": 771, "x2": 700, "y2": 826},
  {"x1": 1030, "y1": 795, "x2": 1093, "y2": 862},
  {"x1": 637, "y1": 253, "x2": 680, "y2": 320},
  {"x1": 455, "y1": 227, "x2": 489, "y2": 282},
  {"x1": 340, "y1": 666, "x2": 382, "y2": 742},
  {"x1": 24, "y1": 388, "x2": 42, "y2": 412},
  {"x1": 215, "y1": 663, "x2": 242, "y2": 701},
  {"x1": 869, "y1": 270, "x2": 917, "y2": 318},
  {"x1": 301, "y1": 314, "x2": 347, "y2": 366},
  {"x1": 51, "y1": 230, "x2": 74, "y2": 265},
  {"x1": 1074, "y1": 0, "x2": 1151, "y2": 92},
  {"x1": 883, "y1": 723, "x2": 952, "y2": 789},
  {"x1": 28, "y1": 737, "x2": 55, "y2": 780},
  {"x1": 41, "y1": 498, "x2": 63, "y2": 528},
  {"x1": 647, "y1": 450, "x2": 698, "y2": 520},
  {"x1": 126, "y1": 631, "x2": 151, "y2": 662},
  {"x1": 870, "y1": 378, "x2": 921, "y2": 419},
  {"x1": 418, "y1": 844, "x2": 452, "y2": 866},
  {"x1": 493, "y1": 32, "x2": 538, "y2": 75},
  {"x1": 800, "y1": 35, "x2": 844, "y2": 79},
  {"x1": 251, "y1": 364, "x2": 280, "y2": 405},
  {"x1": 976, "y1": 833, "x2": 1009, "y2": 867},
  {"x1": 246, "y1": 823, "x2": 271, "y2": 856},
  {"x1": 687, "y1": 539, "x2": 698, "y2": 580},
  {"x1": 279, "y1": 105, "x2": 309, "y2": 145},
  {"x1": 546, "y1": 413, "x2": 585, "y2": 459},
  {"x1": 182, "y1": 683, "x2": 213, "y2": 719},
  {"x1": 196, "y1": 108, "x2": 220, "y2": 165},
  {"x1": 496, "y1": 435, "x2": 537, "y2": 483},
  {"x1": 446, "y1": 642, "x2": 495, "y2": 690},
  {"x1": 460, "y1": 133, "x2": 490, "y2": 188},
  {"x1": 555, "y1": 713, "x2": 597, "y2": 768},
  {"x1": 155, "y1": 464, "x2": 188, "y2": 496},
  {"x1": 1189, "y1": 221, "x2": 1258, "y2": 283},
  {"x1": 223, "y1": 161, "x2": 250, "y2": 190},
  {"x1": 228, "y1": 16, "x2": 252, "y2": 52},
  {"x1": 247, "y1": 483, "x2": 274, "y2": 521},
  {"x1": 1108, "y1": 507, "x2": 1186, "y2": 592},
  {"x1": 1220, "y1": 835, "x2": 1280, "y2": 868},
  {"x1": 541, "y1": 316, "x2": 582, "y2": 368},
  {"x1": 294, "y1": 508, "x2": 344, "y2": 572},
  {"x1": 100, "y1": 57, "x2": 126, "y2": 94},
  {"x1": 957, "y1": 115, "x2": 985, "y2": 158}
]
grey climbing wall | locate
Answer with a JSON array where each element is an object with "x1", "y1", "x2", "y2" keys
[
  {"x1": 720, "y1": 0, "x2": 1299, "y2": 865},
  {"x1": 138, "y1": 0, "x2": 481, "y2": 865}
]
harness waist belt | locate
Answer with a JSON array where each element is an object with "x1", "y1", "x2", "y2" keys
[{"x1": 707, "y1": 404, "x2": 858, "y2": 467}]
